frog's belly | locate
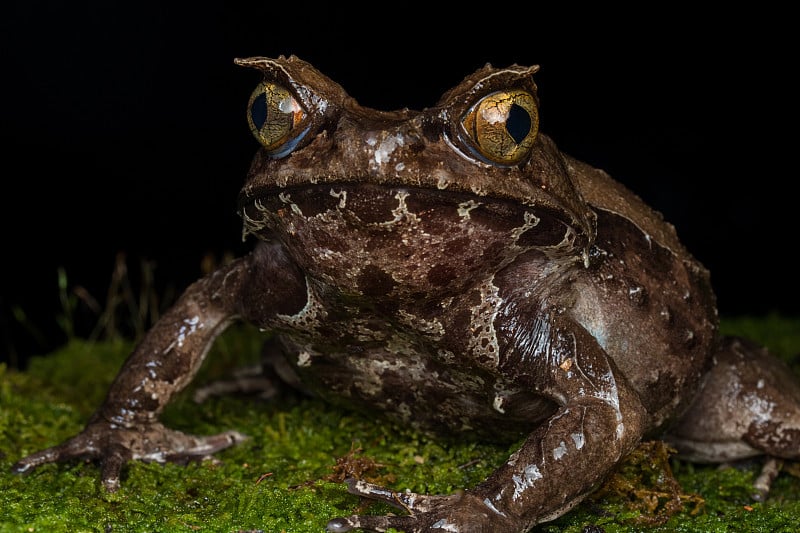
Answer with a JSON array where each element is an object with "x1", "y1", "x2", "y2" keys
[{"x1": 279, "y1": 337, "x2": 556, "y2": 442}]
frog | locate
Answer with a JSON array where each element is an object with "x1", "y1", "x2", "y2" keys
[{"x1": 13, "y1": 55, "x2": 800, "y2": 532}]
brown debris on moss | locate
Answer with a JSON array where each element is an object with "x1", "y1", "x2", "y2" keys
[{"x1": 588, "y1": 440, "x2": 705, "y2": 526}]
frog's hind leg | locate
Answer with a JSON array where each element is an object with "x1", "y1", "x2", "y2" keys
[
  {"x1": 665, "y1": 336, "x2": 800, "y2": 499},
  {"x1": 192, "y1": 336, "x2": 310, "y2": 403}
]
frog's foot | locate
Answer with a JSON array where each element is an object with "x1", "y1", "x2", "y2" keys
[
  {"x1": 326, "y1": 478, "x2": 514, "y2": 533},
  {"x1": 13, "y1": 420, "x2": 248, "y2": 492}
]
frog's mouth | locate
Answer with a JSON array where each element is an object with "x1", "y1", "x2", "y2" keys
[{"x1": 238, "y1": 182, "x2": 586, "y2": 253}]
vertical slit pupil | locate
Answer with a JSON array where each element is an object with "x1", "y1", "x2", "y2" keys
[
  {"x1": 506, "y1": 103, "x2": 531, "y2": 144},
  {"x1": 250, "y1": 92, "x2": 268, "y2": 130}
]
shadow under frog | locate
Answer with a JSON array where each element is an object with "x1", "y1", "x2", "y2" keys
[{"x1": 13, "y1": 56, "x2": 800, "y2": 532}]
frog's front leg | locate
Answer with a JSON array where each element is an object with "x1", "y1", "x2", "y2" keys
[
  {"x1": 13, "y1": 243, "x2": 307, "y2": 491},
  {"x1": 328, "y1": 314, "x2": 648, "y2": 533}
]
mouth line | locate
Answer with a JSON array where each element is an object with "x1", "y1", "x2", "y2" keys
[
  {"x1": 237, "y1": 181, "x2": 482, "y2": 212},
  {"x1": 236, "y1": 181, "x2": 582, "y2": 244}
]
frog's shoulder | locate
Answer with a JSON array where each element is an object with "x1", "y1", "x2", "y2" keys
[{"x1": 565, "y1": 154, "x2": 693, "y2": 261}]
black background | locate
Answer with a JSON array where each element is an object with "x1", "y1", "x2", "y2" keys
[{"x1": 1, "y1": 4, "x2": 796, "y2": 368}]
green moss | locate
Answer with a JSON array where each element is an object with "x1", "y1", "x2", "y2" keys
[{"x1": 2, "y1": 318, "x2": 800, "y2": 532}]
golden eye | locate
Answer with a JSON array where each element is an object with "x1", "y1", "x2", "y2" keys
[
  {"x1": 246, "y1": 81, "x2": 308, "y2": 157},
  {"x1": 460, "y1": 90, "x2": 539, "y2": 165}
]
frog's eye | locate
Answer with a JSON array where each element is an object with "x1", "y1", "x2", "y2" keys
[
  {"x1": 460, "y1": 90, "x2": 539, "y2": 165},
  {"x1": 246, "y1": 81, "x2": 309, "y2": 158}
]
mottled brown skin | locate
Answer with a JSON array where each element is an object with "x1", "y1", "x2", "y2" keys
[{"x1": 14, "y1": 56, "x2": 800, "y2": 532}]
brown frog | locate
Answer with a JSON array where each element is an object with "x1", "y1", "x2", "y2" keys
[{"x1": 13, "y1": 56, "x2": 800, "y2": 532}]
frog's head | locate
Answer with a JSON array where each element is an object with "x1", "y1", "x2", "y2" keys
[{"x1": 235, "y1": 55, "x2": 596, "y2": 301}]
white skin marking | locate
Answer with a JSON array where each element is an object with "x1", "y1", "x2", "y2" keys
[
  {"x1": 297, "y1": 351, "x2": 312, "y2": 367},
  {"x1": 467, "y1": 277, "x2": 502, "y2": 367},
  {"x1": 240, "y1": 198, "x2": 270, "y2": 239},
  {"x1": 312, "y1": 95, "x2": 327, "y2": 114},
  {"x1": 378, "y1": 190, "x2": 421, "y2": 227},
  {"x1": 571, "y1": 432, "x2": 585, "y2": 450},
  {"x1": 373, "y1": 132, "x2": 405, "y2": 165},
  {"x1": 552, "y1": 440, "x2": 568, "y2": 460},
  {"x1": 525, "y1": 463, "x2": 543, "y2": 481},
  {"x1": 470, "y1": 183, "x2": 489, "y2": 196},
  {"x1": 276, "y1": 276, "x2": 327, "y2": 327},
  {"x1": 329, "y1": 188, "x2": 347, "y2": 209},
  {"x1": 431, "y1": 519, "x2": 459, "y2": 531},
  {"x1": 457, "y1": 199, "x2": 481, "y2": 219},
  {"x1": 483, "y1": 497, "x2": 507, "y2": 517},
  {"x1": 511, "y1": 475, "x2": 527, "y2": 500},
  {"x1": 165, "y1": 316, "x2": 202, "y2": 352},
  {"x1": 278, "y1": 192, "x2": 303, "y2": 216},
  {"x1": 514, "y1": 211, "x2": 540, "y2": 236},
  {"x1": 744, "y1": 391, "x2": 776, "y2": 423},
  {"x1": 511, "y1": 463, "x2": 543, "y2": 501},
  {"x1": 145, "y1": 361, "x2": 160, "y2": 381},
  {"x1": 493, "y1": 393, "x2": 506, "y2": 413},
  {"x1": 137, "y1": 451, "x2": 167, "y2": 463},
  {"x1": 434, "y1": 168, "x2": 453, "y2": 189}
]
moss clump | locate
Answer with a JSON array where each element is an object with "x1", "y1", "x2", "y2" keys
[{"x1": 2, "y1": 317, "x2": 800, "y2": 532}]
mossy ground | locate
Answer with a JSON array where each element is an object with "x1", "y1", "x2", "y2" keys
[{"x1": 2, "y1": 316, "x2": 799, "y2": 532}]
